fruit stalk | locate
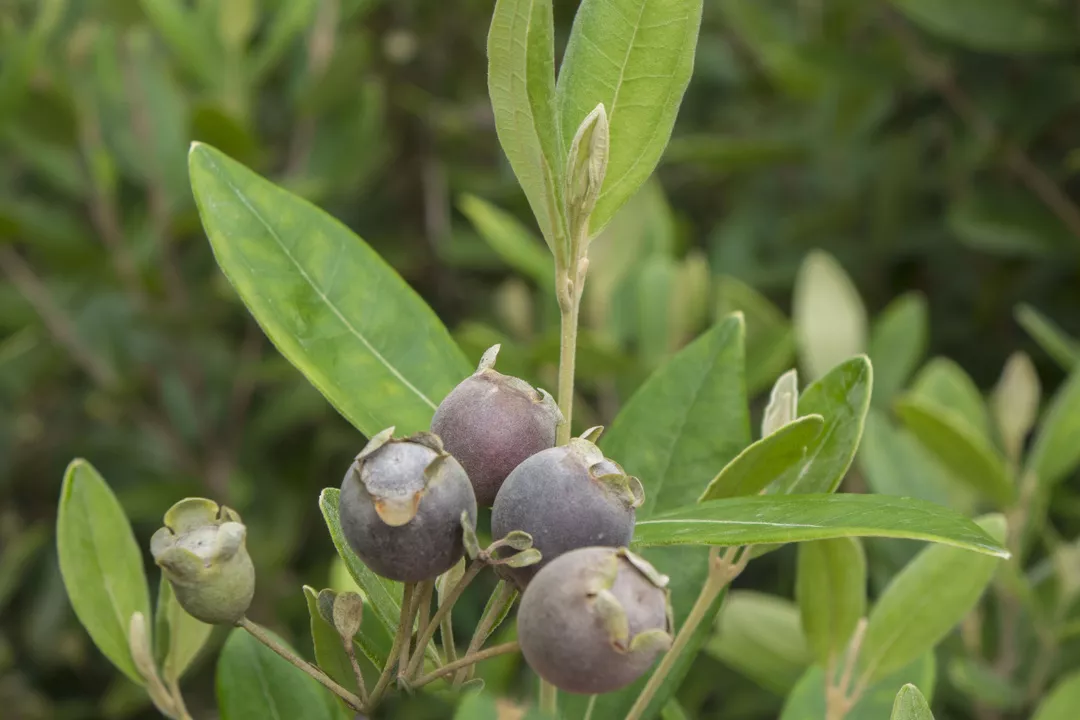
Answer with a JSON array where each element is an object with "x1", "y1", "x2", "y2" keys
[
  {"x1": 238, "y1": 617, "x2": 364, "y2": 711},
  {"x1": 411, "y1": 642, "x2": 520, "y2": 688},
  {"x1": 405, "y1": 561, "x2": 484, "y2": 677},
  {"x1": 625, "y1": 547, "x2": 751, "y2": 720}
]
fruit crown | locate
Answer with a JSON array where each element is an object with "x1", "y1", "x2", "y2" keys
[
  {"x1": 586, "y1": 548, "x2": 674, "y2": 655},
  {"x1": 351, "y1": 426, "x2": 457, "y2": 527},
  {"x1": 568, "y1": 430, "x2": 646, "y2": 510},
  {"x1": 474, "y1": 344, "x2": 564, "y2": 424}
]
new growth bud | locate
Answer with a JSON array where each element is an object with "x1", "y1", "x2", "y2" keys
[
  {"x1": 150, "y1": 498, "x2": 255, "y2": 625},
  {"x1": 566, "y1": 103, "x2": 609, "y2": 226}
]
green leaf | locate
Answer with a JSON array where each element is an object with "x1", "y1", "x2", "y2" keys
[
  {"x1": 796, "y1": 538, "x2": 866, "y2": 665},
  {"x1": 57, "y1": 459, "x2": 151, "y2": 685},
  {"x1": 604, "y1": 314, "x2": 750, "y2": 517},
  {"x1": 947, "y1": 658, "x2": 1026, "y2": 711},
  {"x1": 855, "y1": 515, "x2": 1006, "y2": 684},
  {"x1": 453, "y1": 692, "x2": 499, "y2": 720},
  {"x1": 890, "y1": 684, "x2": 934, "y2": 720},
  {"x1": 556, "y1": 0, "x2": 703, "y2": 231},
  {"x1": 714, "y1": 274, "x2": 795, "y2": 396},
  {"x1": 189, "y1": 143, "x2": 471, "y2": 436},
  {"x1": 574, "y1": 315, "x2": 749, "y2": 719},
  {"x1": 889, "y1": 0, "x2": 1079, "y2": 55},
  {"x1": 793, "y1": 251, "x2": 867, "y2": 381},
  {"x1": 1015, "y1": 304, "x2": 1080, "y2": 371},
  {"x1": 699, "y1": 415, "x2": 825, "y2": 501},
  {"x1": 318, "y1": 489, "x2": 402, "y2": 635},
  {"x1": 908, "y1": 358, "x2": 991, "y2": 439},
  {"x1": 138, "y1": 0, "x2": 222, "y2": 87},
  {"x1": 155, "y1": 576, "x2": 212, "y2": 684},
  {"x1": 706, "y1": 590, "x2": 812, "y2": 695},
  {"x1": 781, "y1": 654, "x2": 936, "y2": 720},
  {"x1": 487, "y1": 0, "x2": 564, "y2": 250},
  {"x1": 1027, "y1": 365, "x2": 1080, "y2": 489},
  {"x1": 767, "y1": 356, "x2": 873, "y2": 495},
  {"x1": 216, "y1": 627, "x2": 335, "y2": 720},
  {"x1": 458, "y1": 194, "x2": 553, "y2": 288},
  {"x1": 868, "y1": 293, "x2": 928, "y2": 406},
  {"x1": 895, "y1": 398, "x2": 1014, "y2": 507},
  {"x1": 857, "y1": 411, "x2": 956, "y2": 508},
  {"x1": 633, "y1": 494, "x2": 1009, "y2": 557},
  {"x1": 1033, "y1": 670, "x2": 1080, "y2": 720},
  {"x1": 251, "y1": 0, "x2": 320, "y2": 79},
  {"x1": 302, "y1": 587, "x2": 359, "y2": 697}
]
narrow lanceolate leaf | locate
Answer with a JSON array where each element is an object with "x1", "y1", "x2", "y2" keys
[
  {"x1": 216, "y1": 627, "x2": 335, "y2": 720},
  {"x1": 633, "y1": 494, "x2": 1009, "y2": 557},
  {"x1": 604, "y1": 315, "x2": 750, "y2": 517},
  {"x1": 908, "y1": 358, "x2": 991, "y2": 439},
  {"x1": 895, "y1": 398, "x2": 1014, "y2": 507},
  {"x1": 891, "y1": 684, "x2": 934, "y2": 720},
  {"x1": 856, "y1": 515, "x2": 1006, "y2": 685},
  {"x1": 556, "y1": 0, "x2": 703, "y2": 231},
  {"x1": 458, "y1": 194, "x2": 552, "y2": 288},
  {"x1": 1015, "y1": 304, "x2": 1080, "y2": 371},
  {"x1": 1033, "y1": 670, "x2": 1080, "y2": 720},
  {"x1": 188, "y1": 143, "x2": 470, "y2": 437},
  {"x1": 700, "y1": 415, "x2": 825, "y2": 501},
  {"x1": 318, "y1": 489, "x2": 402, "y2": 634},
  {"x1": 57, "y1": 460, "x2": 150, "y2": 685},
  {"x1": 155, "y1": 576, "x2": 212, "y2": 684},
  {"x1": 573, "y1": 316, "x2": 749, "y2": 720},
  {"x1": 487, "y1": 0, "x2": 564, "y2": 250},
  {"x1": 706, "y1": 591, "x2": 812, "y2": 694},
  {"x1": 768, "y1": 356, "x2": 873, "y2": 495},
  {"x1": 796, "y1": 538, "x2": 866, "y2": 665},
  {"x1": 1027, "y1": 365, "x2": 1080, "y2": 489},
  {"x1": 868, "y1": 292, "x2": 928, "y2": 406},
  {"x1": 793, "y1": 251, "x2": 867, "y2": 381}
]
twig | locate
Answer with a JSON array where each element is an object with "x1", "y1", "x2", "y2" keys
[
  {"x1": 887, "y1": 12, "x2": 1080, "y2": 244},
  {"x1": 410, "y1": 642, "x2": 520, "y2": 689},
  {"x1": 454, "y1": 580, "x2": 517, "y2": 687},
  {"x1": 404, "y1": 561, "x2": 484, "y2": 677},
  {"x1": 238, "y1": 617, "x2": 363, "y2": 710}
]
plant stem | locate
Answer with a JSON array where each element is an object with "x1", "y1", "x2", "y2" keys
[
  {"x1": 540, "y1": 678, "x2": 559, "y2": 716},
  {"x1": 369, "y1": 583, "x2": 420, "y2": 707},
  {"x1": 583, "y1": 694, "x2": 598, "y2": 720},
  {"x1": 410, "y1": 642, "x2": 520, "y2": 688},
  {"x1": 405, "y1": 561, "x2": 484, "y2": 678},
  {"x1": 410, "y1": 580, "x2": 436, "y2": 678},
  {"x1": 556, "y1": 295, "x2": 581, "y2": 445},
  {"x1": 827, "y1": 618, "x2": 869, "y2": 720},
  {"x1": 342, "y1": 635, "x2": 370, "y2": 706},
  {"x1": 626, "y1": 547, "x2": 750, "y2": 720},
  {"x1": 397, "y1": 582, "x2": 423, "y2": 686},
  {"x1": 454, "y1": 580, "x2": 518, "y2": 687},
  {"x1": 239, "y1": 617, "x2": 363, "y2": 710}
]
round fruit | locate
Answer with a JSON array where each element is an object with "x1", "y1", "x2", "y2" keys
[
  {"x1": 338, "y1": 428, "x2": 477, "y2": 582},
  {"x1": 517, "y1": 546, "x2": 672, "y2": 694},
  {"x1": 431, "y1": 345, "x2": 562, "y2": 506},
  {"x1": 490, "y1": 435, "x2": 642, "y2": 586}
]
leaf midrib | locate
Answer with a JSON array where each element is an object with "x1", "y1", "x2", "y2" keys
[{"x1": 198, "y1": 148, "x2": 438, "y2": 410}]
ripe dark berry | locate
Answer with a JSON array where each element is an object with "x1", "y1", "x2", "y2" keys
[
  {"x1": 517, "y1": 546, "x2": 672, "y2": 694},
  {"x1": 338, "y1": 428, "x2": 477, "y2": 582},
  {"x1": 490, "y1": 434, "x2": 642, "y2": 586},
  {"x1": 431, "y1": 345, "x2": 562, "y2": 506}
]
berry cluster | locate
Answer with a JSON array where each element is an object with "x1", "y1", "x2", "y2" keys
[{"x1": 337, "y1": 345, "x2": 673, "y2": 694}]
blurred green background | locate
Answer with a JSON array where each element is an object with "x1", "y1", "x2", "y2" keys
[{"x1": 2, "y1": 0, "x2": 1080, "y2": 718}]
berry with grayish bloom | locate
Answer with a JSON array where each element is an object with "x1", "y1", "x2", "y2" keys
[
  {"x1": 431, "y1": 345, "x2": 562, "y2": 506},
  {"x1": 517, "y1": 546, "x2": 673, "y2": 694},
  {"x1": 491, "y1": 431, "x2": 642, "y2": 587},
  {"x1": 338, "y1": 428, "x2": 477, "y2": 582},
  {"x1": 150, "y1": 498, "x2": 255, "y2": 624}
]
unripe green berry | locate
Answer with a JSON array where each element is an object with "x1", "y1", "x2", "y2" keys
[
  {"x1": 491, "y1": 435, "x2": 642, "y2": 587},
  {"x1": 338, "y1": 428, "x2": 477, "y2": 582},
  {"x1": 517, "y1": 547, "x2": 673, "y2": 694},
  {"x1": 431, "y1": 345, "x2": 561, "y2": 506},
  {"x1": 150, "y1": 498, "x2": 255, "y2": 625}
]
